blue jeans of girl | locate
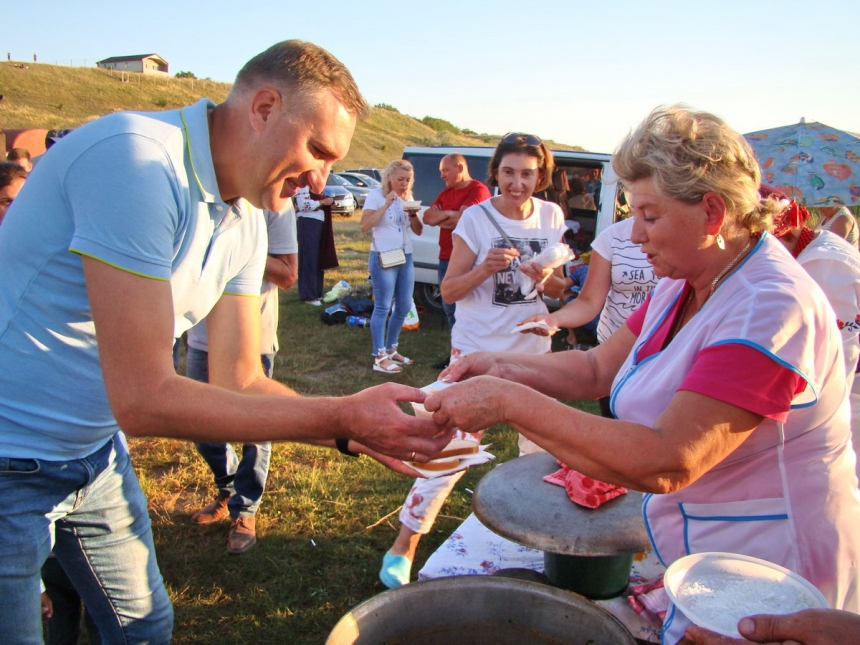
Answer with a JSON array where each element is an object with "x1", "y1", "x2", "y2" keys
[{"x1": 368, "y1": 251, "x2": 414, "y2": 356}]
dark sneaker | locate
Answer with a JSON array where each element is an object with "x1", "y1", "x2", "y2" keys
[
  {"x1": 191, "y1": 494, "x2": 230, "y2": 525},
  {"x1": 227, "y1": 516, "x2": 257, "y2": 554}
]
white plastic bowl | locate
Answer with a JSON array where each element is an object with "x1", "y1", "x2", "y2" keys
[{"x1": 664, "y1": 552, "x2": 829, "y2": 638}]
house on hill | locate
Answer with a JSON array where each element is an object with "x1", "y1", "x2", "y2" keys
[{"x1": 96, "y1": 54, "x2": 169, "y2": 75}]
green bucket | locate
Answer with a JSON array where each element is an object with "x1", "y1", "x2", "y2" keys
[{"x1": 543, "y1": 552, "x2": 634, "y2": 599}]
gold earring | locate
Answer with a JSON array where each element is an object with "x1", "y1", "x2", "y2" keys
[{"x1": 715, "y1": 233, "x2": 726, "y2": 250}]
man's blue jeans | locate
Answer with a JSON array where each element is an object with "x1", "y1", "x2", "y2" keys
[
  {"x1": 368, "y1": 251, "x2": 414, "y2": 356},
  {"x1": 438, "y1": 258, "x2": 456, "y2": 330},
  {"x1": 186, "y1": 346, "x2": 273, "y2": 518},
  {"x1": 0, "y1": 436, "x2": 173, "y2": 644}
]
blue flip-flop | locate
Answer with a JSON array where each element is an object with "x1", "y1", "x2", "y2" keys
[{"x1": 379, "y1": 551, "x2": 412, "y2": 588}]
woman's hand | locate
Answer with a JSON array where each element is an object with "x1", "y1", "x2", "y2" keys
[
  {"x1": 385, "y1": 190, "x2": 400, "y2": 205},
  {"x1": 481, "y1": 247, "x2": 520, "y2": 274},
  {"x1": 516, "y1": 312, "x2": 561, "y2": 336},
  {"x1": 519, "y1": 260, "x2": 554, "y2": 287},
  {"x1": 439, "y1": 351, "x2": 503, "y2": 382},
  {"x1": 424, "y1": 376, "x2": 513, "y2": 433}
]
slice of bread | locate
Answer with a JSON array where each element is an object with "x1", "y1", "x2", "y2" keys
[
  {"x1": 438, "y1": 439, "x2": 480, "y2": 459},
  {"x1": 411, "y1": 457, "x2": 461, "y2": 471}
]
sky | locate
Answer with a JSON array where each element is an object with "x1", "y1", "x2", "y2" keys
[{"x1": 4, "y1": 0, "x2": 859, "y2": 153}]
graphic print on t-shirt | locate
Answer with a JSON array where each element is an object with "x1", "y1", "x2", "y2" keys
[
  {"x1": 603, "y1": 239, "x2": 655, "y2": 321},
  {"x1": 491, "y1": 236, "x2": 547, "y2": 306}
]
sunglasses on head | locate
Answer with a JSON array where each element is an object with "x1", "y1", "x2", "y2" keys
[{"x1": 501, "y1": 132, "x2": 542, "y2": 146}]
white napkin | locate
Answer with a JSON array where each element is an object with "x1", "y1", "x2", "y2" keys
[{"x1": 511, "y1": 321, "x2": 560, "y2": 334}]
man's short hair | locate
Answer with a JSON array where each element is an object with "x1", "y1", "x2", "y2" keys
[
  {"x1": 0, "y1": 162, "x2": 27, "y2": 189},
  {"x1": 6, "y1": 148, "x2": 31, "y2": 163},
  {"x1": 233, "y1": 40, "x2": 369, "y2": 118}
]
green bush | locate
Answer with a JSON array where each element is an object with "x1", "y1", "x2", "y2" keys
[{"x1": 421, "y1": 115, "x2": 461, "y2": 135}]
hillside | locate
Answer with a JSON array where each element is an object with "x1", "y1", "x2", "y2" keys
[{"x1": 0, "y1": 62, "x2": 583, "y2": 169}]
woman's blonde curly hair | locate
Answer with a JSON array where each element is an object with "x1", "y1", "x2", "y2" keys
[
  {"x1": 612, "y1": 105, "x2": 781, "y2": 234},
  {"x1": 380, "y1": 159, "x2": 415, "y2": 200}
]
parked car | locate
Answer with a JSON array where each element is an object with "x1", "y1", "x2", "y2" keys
[
  {"x1": 344, "y1": 167, "x2": 382, "y2": 182},
  {"x1": 337, "y1": 172, "x2": 381, "y2": 189},
  {"x1": 323, "y1": 173, "x2": 356, "y2": 215},
  {"x1": 331, "y1": 172, "x2": 372, "y2": 208},
  {"x1": 403, "y1": 145, "x2": 621, "y2": 313}
]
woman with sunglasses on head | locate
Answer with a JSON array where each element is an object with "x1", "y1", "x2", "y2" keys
[
  {"x1": 379, "y1": 133, "x2": 567, "y2": 588},
  {"x1": 815, "y1": 203, "x2": 858, "y2": 249},
  {"x1": 360, "y1": 159, "x2": 423, "y2": 374}
]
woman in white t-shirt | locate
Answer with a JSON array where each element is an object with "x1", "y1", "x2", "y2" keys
[
  {"x1": 522, "y1": 216, "x2": 657, "y2": 416},
  {"x1": 379, "y1": 133, "x2": 567, "y2": 589},
  {"x1": 816, "y1": 204, "x2": 859, "y2": 249},
  {"x1": 526, "y1": 217, "x2": 657, "y2": 343},
  {"x1": 360, "y1": 160, "x2": 423, "y2": 373}
]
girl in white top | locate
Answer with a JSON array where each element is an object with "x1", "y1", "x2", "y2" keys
[
  {"x1": 360, "y1": 160, "x2": 423, "y2": 374},
  {"x1": 379, "y1": 134, "x2": 567, "y2": 590},
  {"x1": 817, "y1": 205, "x2": 859, "y2": 248},
  {"x1": 449, "y1": 197, "x2": 566, "y2": 356}
]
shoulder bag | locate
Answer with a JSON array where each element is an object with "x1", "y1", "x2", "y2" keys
[{"x1": 375, "y1": 204, "x2": 409, "y2": 268}]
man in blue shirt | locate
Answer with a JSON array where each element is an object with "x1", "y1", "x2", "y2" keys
[{"x1": 0, "y1": 40, "x2": 450, "y2": 643}]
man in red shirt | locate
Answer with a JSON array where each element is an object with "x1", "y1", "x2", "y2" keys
[{"x1": 422, "y1": 154, "x2": 490, "y2": 366}]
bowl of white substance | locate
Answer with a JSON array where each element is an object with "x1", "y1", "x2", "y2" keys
[{"x1": 664, "y1": 552, "x2": 828, "y2": 638}]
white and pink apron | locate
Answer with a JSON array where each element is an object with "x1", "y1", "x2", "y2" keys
[{"x1": 610, "y1": 235, "x2": 860, "y2": 643}]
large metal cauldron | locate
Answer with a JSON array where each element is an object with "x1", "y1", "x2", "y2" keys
[{"x1": 326, "y1": 576, "x2": 636, "y2": 644}]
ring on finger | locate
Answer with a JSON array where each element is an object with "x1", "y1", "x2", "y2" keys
[{"x1": 409, "y1": 451, "x2": 416, "y2": 461}]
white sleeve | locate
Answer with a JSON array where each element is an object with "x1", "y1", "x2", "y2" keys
[
  {"x1": 591, "y1": 219, "x2": 619, "y2": 261},
  {"x1": 265, "y1": 205, "x2": 298, "y2": 255},
  {"x1": 363, "y1": 188, "x2": 385, "y2": 212},
  {"x1": 452, "y1": 206, "x2": 482, "y2": 256}
]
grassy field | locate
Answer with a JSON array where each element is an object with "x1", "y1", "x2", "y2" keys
[
  {"x1": 0, "y1": 61, "x2": 583, "y2": 171},
  {"x1": 129, "y1": 211, "x2": 595, "y2": 644}
]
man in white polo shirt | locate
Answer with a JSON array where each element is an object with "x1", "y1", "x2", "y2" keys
[
  {"x1": 186, "y1": 203, "x2": 298, "y2": 554},
  {"x1": 0, "y1": 40, "x2": 450, "y2": 643}
]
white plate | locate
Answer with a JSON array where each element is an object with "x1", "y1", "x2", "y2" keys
[
  {"x1": 664, "y1": 552, "x2": 829, "y2": 638},
  {"x1": 401, "y1": 200, "x2": 422, "y2": 209}
]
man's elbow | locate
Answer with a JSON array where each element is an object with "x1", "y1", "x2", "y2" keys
[
  {"x1": 283, "y1": 271, "x2": 298, "y2": 290},
  {"x1": 113, "y1": 402, "x2": 159, "y2": 438},
  {"x1": 269, "y1": 270, "x2": 297, "y2": 291}
]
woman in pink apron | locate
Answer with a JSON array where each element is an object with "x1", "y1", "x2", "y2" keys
[{"x1": 427, "y1": 105, "x2": 860, "y2": 645}]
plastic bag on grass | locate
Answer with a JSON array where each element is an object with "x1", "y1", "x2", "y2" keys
[
  {"x1": 322, "y1": 280, "x2": 350, "y2": 303},
  {"x1": 401, "y1": 301, "x2": 420, "y2": 331}
]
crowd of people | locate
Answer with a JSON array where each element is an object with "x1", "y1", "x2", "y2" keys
[{"x1": 2, "y1": 39, "x2": 859, "y2": 645}]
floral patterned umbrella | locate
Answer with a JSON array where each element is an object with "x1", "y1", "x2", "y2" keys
[{"x1": 744, "y1": 120, "x2": 860, "y2": 207}]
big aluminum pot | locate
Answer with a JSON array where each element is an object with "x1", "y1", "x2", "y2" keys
[{"x1": 326, "y1": 576, "x2": 636, "y2": 644}]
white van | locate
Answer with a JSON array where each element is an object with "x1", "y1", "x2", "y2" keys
[{"x1": 403, "y1": 146, "x2": 621, "y2": 312}]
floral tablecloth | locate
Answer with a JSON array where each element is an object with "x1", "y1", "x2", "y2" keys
[{"x1": 418, "y1": 512, "x2": 664, "y2": 643}]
